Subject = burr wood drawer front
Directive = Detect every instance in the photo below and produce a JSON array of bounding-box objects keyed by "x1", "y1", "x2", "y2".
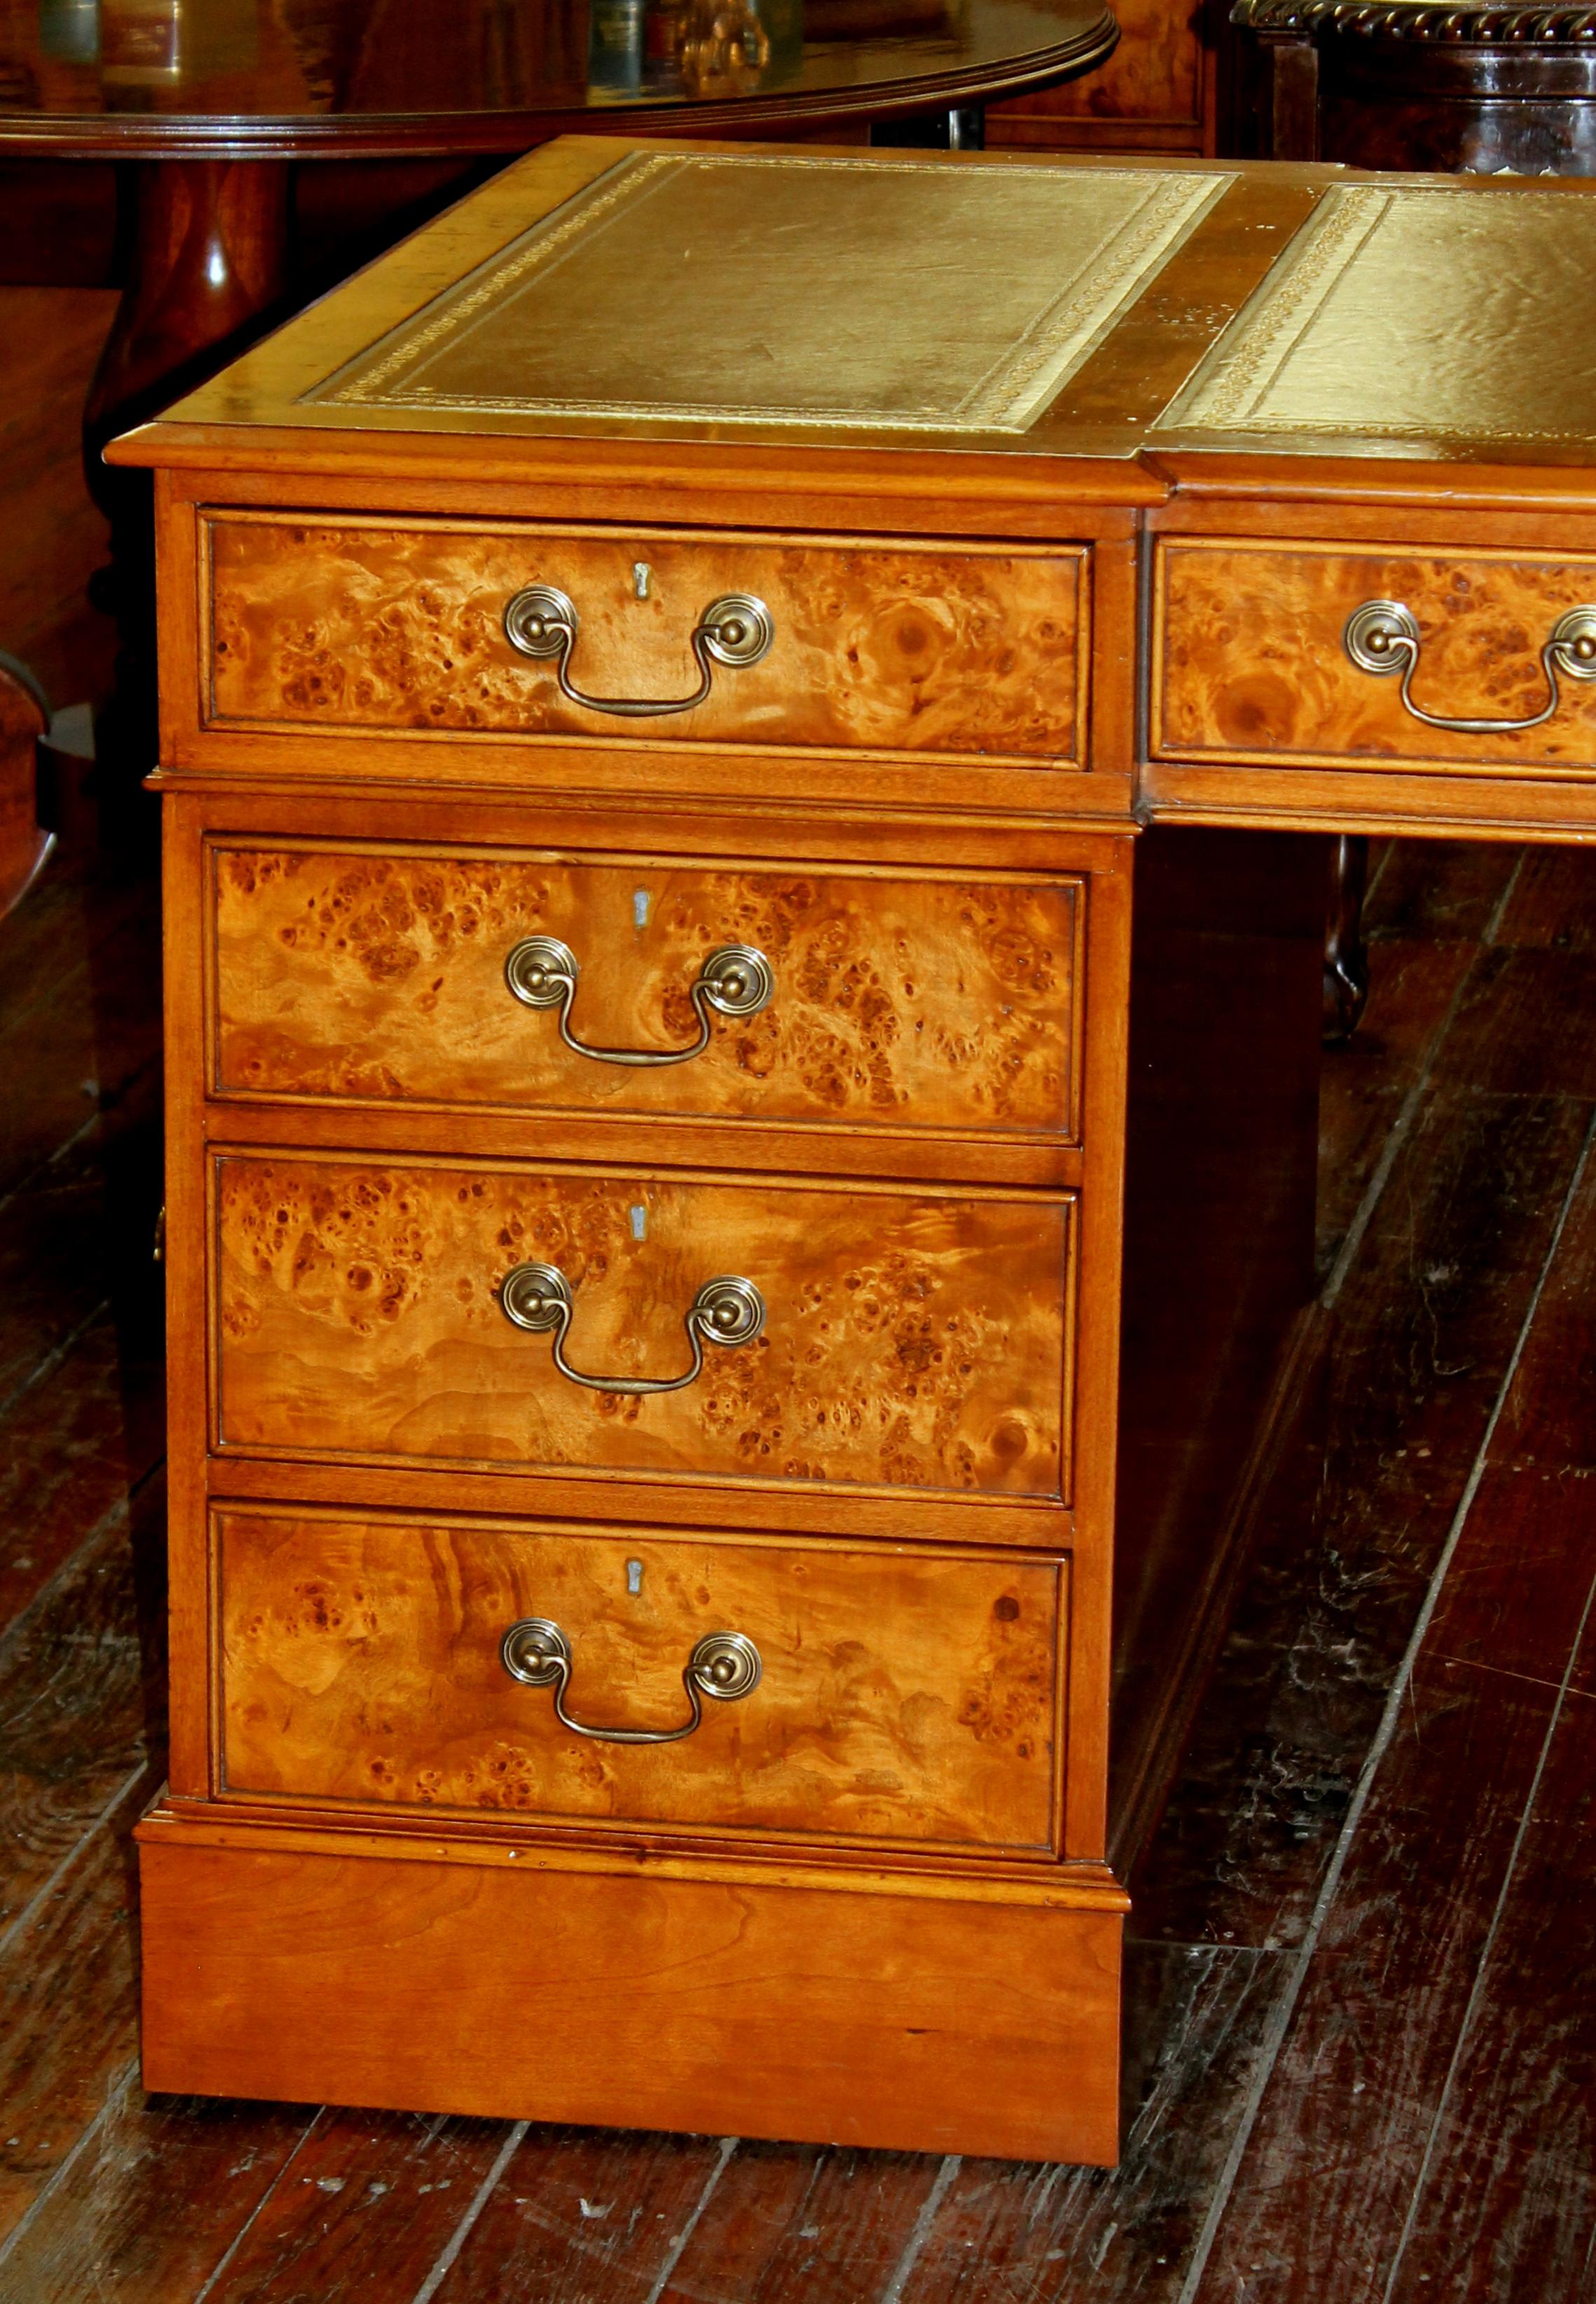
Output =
[
  {"x1": 214, "y1": 1507, "x2": 1066, "y2": 1856},
  {"x1": 209, "y1": 842, "x2": 1085, "y2": 1146},
  {"x1": 1153, "y1": 540, "x2": 1596, "y2": 774},
  {"x1": 201, "y1": 515, "x2": 1088, "y2": 764},
  {"x1": 211, "y1": 1154, "x2": 1075, "y2": 1503}
]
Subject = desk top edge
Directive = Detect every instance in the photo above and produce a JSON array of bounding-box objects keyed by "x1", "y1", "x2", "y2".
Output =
[{"x1": 109, "y1": 137, "x2": 1596, "y2": 488}]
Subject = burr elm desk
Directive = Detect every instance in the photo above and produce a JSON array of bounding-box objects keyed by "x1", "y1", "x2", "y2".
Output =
[{"x1": 111, "y1": 140, "x2": 1596, "y2": 2167}]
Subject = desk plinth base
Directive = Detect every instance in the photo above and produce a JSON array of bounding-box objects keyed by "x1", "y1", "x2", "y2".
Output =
[{"x1": 135, "y1": 1808, "x2": 1127, "y2": 2165}]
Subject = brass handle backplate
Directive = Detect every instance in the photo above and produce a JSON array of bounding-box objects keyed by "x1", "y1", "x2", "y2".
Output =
[
  {"x1": 504, "y1": 935, "x2": 773, "y2": 1066},
  {"x1": 500, "y1": 1617, "x2": 762, "y2": 1743},
  {"x1": 1344, "y1": 599, "x2": 1596, "y2": 734},
  {"x1": 499, "y1": 1261, "x2": 765, "y2": 1394},
  {"x1": 502, "y1": 582, "x2": 773, "y2": 717}
]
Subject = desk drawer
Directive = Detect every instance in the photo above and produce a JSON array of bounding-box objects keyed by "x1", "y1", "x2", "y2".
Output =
[
  {"x1": 210, "y1": 842, "x2": 1083, "y2": 1144},
  {"x1": 203, "y1": 516, "x2": 1086, "y2": 764},
  {"x1": 216, "y1": 1507, "x2": 1064, "y2": 1856},
  {"x1": 213, "y1": 1156, "x2": 1073, "y2": 1500},
  {"x1": 1154, "y1": 540, "x2": 1596, "y2": 775}
]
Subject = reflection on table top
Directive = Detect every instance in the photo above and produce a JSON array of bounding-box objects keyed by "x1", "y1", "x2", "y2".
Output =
[{"x1": 0, "y1": 0, "x2": 1120, "y2": 155}]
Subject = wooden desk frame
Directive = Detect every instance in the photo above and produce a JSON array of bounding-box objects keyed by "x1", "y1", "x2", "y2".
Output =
[{"x1": 109, "y1": 138, "x2": 1596, "y2": 2169}]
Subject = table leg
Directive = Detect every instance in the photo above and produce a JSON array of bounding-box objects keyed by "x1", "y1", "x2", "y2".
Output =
[
  {"x1": 1323, "y1": 831, "x2": 1370, "y2": 1045},
  {"x1": 0, "y1": 652, "x2": 52, "y2": 918},
  {"x1": 83, "y1": 158, "x2": 290, "y2": 825},
  {"x1": 870, "y1": 104, "x2": 985, "y2": 149}
]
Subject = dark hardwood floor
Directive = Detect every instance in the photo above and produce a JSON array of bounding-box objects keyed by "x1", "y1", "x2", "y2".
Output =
[{"x1": 0, "y1": 291, "x2": 1592, "y2": 2303}]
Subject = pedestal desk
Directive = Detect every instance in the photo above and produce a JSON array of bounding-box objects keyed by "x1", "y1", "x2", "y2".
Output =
[{"x1": 110, "y1": 141, "x2": 1596, "y2": 2167}]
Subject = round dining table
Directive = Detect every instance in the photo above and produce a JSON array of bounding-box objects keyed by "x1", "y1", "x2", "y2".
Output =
[
  {"x1": 0, "y1": 0, "x2": 1117, "y2": 795},
  {"x1": 0, "y1": 0, "x2": 1121, "y2": 465}
]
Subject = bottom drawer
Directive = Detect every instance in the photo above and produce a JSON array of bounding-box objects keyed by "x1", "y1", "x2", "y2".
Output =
[{"x1": 216, "y1": 1506, "x2": 1065, "y2": 1858}]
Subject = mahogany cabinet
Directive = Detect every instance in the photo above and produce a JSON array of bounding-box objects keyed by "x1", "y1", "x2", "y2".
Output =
[
  {"x1": 111, "y1": 138, "x2": 1596, "y2": 2165},
  {"x1": 989, "y1": 0, "x2": 1219, "y2": 156}
]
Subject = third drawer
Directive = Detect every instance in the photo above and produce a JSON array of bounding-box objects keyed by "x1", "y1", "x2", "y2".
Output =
[{"x1": 211, "y1": 1152, "x2": 1075, "y2": 1502}]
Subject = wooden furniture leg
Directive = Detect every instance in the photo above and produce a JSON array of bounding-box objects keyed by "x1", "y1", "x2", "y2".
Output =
[
  {"x1": 1323, "y1": 832, "x2": 1370, "y2": 1047},
  {"x1": 0, "y1": 650, "x2": 50, "y2": 916}
]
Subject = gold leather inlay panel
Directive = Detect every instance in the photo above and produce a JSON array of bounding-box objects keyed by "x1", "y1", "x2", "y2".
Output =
[
  {"x1": 1162, "y1": 180, "x2": 1596, "y2": 448},
  {"x1": 311, "y1": 149, "x2": 1232, "y2": 434}
]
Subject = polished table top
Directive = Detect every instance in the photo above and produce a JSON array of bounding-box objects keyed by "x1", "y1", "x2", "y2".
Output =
[
  {"x1": 0, "y1": 0, "x2": 1120, "y2": 156},
  {"x1": 140, "y1": 140, "x2": 1596, "y2": 473}
]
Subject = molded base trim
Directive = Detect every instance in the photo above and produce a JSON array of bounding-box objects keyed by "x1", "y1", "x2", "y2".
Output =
[{"x1": 137, "y1": 1810, "x2": 1124, "y2": 2165}]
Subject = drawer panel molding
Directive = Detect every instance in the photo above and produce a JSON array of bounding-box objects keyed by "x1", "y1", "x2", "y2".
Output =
[
  {"x1": 203, "y1": 516, "x2": 1087, "y2": 765},
  {"x1": 212, "y1": 1155, "x2": 1075, "y2": 1500},
  {"x1": 1154, "y1": 539, "x2": 1596, "y2": 776},
  {"x1": 216, "y1": 1507, "x2": 1066, "y2": 1855},
  {"x1": 209, "y1": 842, "x2": 1085, "y2": 1144}
]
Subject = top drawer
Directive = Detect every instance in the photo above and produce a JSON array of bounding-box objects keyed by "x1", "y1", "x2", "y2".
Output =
[
  {"x1": 202, "y1": 516, "x2": 1087, "y2": 766},
  {"x1": 1153, "y1": 540, "x2": 1596, "y2": 776}
]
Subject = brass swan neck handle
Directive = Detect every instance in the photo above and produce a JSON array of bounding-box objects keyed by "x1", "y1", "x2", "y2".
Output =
[
  {"x1": 1344, "y1": 599, "x2": 1596, "y2": 736},
  {"x1": 503, "y1": 582, "x2": 773, "y2": 718},
  {"x1": 504, "y1": 935, "x2": 773, "y2": 1067},
  {"x1": 499, "y1": 1261, "x2": 765, "y2": 1396},
  {"x1": 500, "y1": 1617, "x2": 763, "y2": 1745}
]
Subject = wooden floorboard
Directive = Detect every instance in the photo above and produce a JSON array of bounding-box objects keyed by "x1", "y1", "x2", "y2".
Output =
[
  {"x1": 1129, "y1": 1074, "x2": 1592, "y2": 1952},
  {"x1": 1382, "y1": 1666, "x2": 1596, "y2": 2304},
  {"x1": 0, "y1": 381, "x2": 1592, "y2": 2304},
  {"x1": 874, "y1": 1945, "x2": 1285, "y2": 2303},
  {"x1": 1190, "y1": 1488, "x2": 1596, "y2": 2304},
  {"x1": 0, "y1": 1314, "x2": 160, "y2": 1626},
  {"x1": 1185, "y1": 1647, "x2": 1566, "y2": 2304},
  {"x1": 1313, "y1": 838, "x2": 1519, "y2": 1280},
  {"x1": 1178, "y1": 873, "x2": 1596, "y2": 2303},
  {"x1": 198, "y1": 2110, "x2": 535, "y2": 2304},
  {"x1": 0, "y1": 1776, "x2": 153, "y2": 2252},
  {"x1": 1485, "y1": 1105, "x2": 1596, "y2": 1487},
  {"x1": 443, "y1": 2129, "x2": 736, "y2": 2304},
  {"x1": 0, "y1": 1476, "x2": 163, "y2": 1940},
  {"x1": 0, "y1": 2081, "x2": 319, "y2": 2303},
  {"x1": 650, "y1": 2141, "x2": 943, "y2": 2304},
  {"x1": 0, "y1": 861, "x2": 161, "y2": 1207}
]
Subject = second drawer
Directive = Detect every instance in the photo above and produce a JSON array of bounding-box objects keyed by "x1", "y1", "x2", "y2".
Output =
[
  {"x1": 212, "y1": 1155, "x2": 1074, "y2": 1500},
  {"x1": 216, "y1": 1506, "x2": 1066, "y2": 1856},
  {"x1": 209, "y1": 841, "x2": 1084, "y2": 1144}
]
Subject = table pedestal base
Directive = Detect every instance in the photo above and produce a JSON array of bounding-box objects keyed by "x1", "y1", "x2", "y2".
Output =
[{"x1": 84, "y1": 160, "x2": 290, "y2": 826}]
